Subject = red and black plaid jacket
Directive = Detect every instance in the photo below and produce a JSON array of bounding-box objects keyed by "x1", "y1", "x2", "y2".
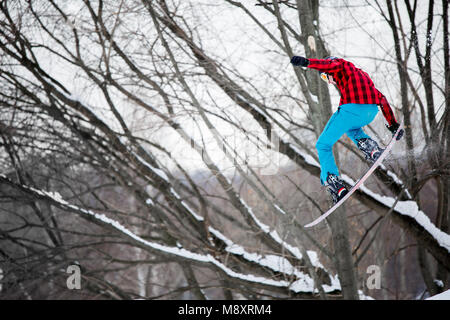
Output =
[{"x1": 307, "y1": 58, "x2": 397, "y2": 126}]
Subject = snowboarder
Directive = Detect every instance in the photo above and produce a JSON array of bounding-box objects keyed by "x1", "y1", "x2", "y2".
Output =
[{"x1": 290, "y1": 56, "x2": 404, "y2": 204}]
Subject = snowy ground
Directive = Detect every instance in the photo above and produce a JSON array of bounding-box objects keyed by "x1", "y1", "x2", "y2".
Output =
[{"x1": 426, "y1": 289, "x2": 450, "y2": 300}]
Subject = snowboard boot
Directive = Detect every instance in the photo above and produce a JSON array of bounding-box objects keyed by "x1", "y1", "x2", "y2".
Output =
[
  {"x1": 325, "y1": 173, "x2": 349, "y2": 204},
  {"x1": 357, "y1": 138, "x2": 384, "y2": 163}
]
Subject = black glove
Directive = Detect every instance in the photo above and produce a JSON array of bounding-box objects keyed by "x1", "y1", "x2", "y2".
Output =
[
  {"x1": 291, "y1": 56, "x2": 309, "y2": 67},
  {"x1": 386, "y1": 122, "x2": 404, "y2": 141}
]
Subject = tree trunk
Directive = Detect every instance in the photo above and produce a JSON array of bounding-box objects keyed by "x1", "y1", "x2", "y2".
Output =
[{"x1": 295, "y1": 0, "x2": 359, "y2": 299}]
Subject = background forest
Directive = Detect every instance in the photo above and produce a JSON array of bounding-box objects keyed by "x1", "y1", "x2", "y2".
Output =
[{"x1": 0, "y1": 0, "x2": 448, "y2": 300}]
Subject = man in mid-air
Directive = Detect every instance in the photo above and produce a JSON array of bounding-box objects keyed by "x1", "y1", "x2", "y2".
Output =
[{"x1": 291, "y1": 55, "x2": 403, "y2": 203}]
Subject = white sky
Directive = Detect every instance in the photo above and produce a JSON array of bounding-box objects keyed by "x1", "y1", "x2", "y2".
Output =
[{"x1": 26, "y1": 0, "x2": 446, "y2": 176}]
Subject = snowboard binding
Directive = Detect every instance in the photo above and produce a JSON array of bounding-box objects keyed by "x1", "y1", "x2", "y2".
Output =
[
  {"x1": 357, "y1": 138, "x2": 385, "y2": 163},
  {"x1": 325, "y1": 173, "x2": 349, "y2": 204}
]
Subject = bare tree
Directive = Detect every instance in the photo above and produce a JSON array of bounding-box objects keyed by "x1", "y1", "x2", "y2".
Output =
[{"x1": 0, "y1": 0, "x2": 448, "y2": 300}]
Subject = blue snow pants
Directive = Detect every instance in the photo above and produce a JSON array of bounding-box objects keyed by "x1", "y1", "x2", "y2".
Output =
[{"x1": 316, "y1": 103, "x2": 379, "y2": 185}]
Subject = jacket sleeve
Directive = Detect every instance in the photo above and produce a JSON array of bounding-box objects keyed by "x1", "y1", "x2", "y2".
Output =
[
  {"x1": 307, "y1": 58, "x2": 344, "y2": 73},
  {"x1": 379, "y1": 96, "x2": 398, "y2": 127}
]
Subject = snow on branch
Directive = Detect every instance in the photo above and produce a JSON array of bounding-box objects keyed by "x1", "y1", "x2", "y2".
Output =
[
  {"x1": 289, "y1": 145, "x2": 450, "y2": 255},
  {"x1": 341, "y1": 174, "x2": 450, "y2": 253},
  {"x1": 162, "y1": 177, "x2": 340, "y2": 291},
  {"x1": 0, "y1": 174, "x2": 340, "y2": 295},
  {"x1": 359, "y1": 182, "x2": 450, "y2": 252}
]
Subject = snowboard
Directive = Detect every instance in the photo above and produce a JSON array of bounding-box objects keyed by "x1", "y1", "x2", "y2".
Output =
[{"x1": 304, "y1": 125, "x2": 403, "y2": 228}]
